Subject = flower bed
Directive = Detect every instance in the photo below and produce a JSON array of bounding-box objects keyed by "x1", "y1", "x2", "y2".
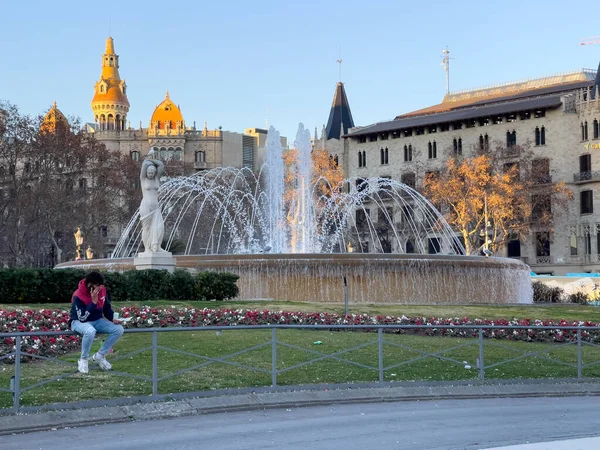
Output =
[{"x1": 2, "y1": 307, "x2": 600, "y2": 361}]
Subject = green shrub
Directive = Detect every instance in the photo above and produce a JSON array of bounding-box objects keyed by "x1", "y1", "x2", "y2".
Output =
[
  {"x1": 195, "y1": 271, "x2": 239, "y2": 300},
  {"x1": 532, "y1": 281, "x2": 564, "y2": 303},
  {"x1": 0, "y1": 268, "x2": 239, "y2": 304}
]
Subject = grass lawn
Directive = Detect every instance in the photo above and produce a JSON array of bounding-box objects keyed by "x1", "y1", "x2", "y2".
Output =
[
  {"x1": 2, "y1": 327, "x2": 600, "y2": 409},
  {"x1": 3, "y1": 300, "x2": 600, "y2": 322}
]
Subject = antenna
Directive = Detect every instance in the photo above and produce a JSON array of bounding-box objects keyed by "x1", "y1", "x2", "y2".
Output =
[
  {"x1": 441, "y1": 47, "x2": 453, "y2": 95},
  {"x1": 336, "y1": 45, "x2": 343, "y2": 82}
]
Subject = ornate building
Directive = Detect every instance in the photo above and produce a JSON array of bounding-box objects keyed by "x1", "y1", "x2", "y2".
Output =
[
  {"x1": 87, "y1": 37, "x2": 246, "y2": 170},
  {"x1": 343, "y1": 65, "x2": 600, "y2": 275}
]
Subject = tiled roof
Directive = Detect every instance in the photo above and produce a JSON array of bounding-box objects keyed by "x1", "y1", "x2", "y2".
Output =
[
  {"x1": 347, "y1": 95, "x2": 563, "y2": 137},
  {"x1": 325, "y1": 82, "x2": 355, "y2": 140}
]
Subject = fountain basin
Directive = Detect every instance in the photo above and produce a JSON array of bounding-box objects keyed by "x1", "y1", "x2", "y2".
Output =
[{"x1": 56, "y1": 254, "x2": 532, "y2": 304}]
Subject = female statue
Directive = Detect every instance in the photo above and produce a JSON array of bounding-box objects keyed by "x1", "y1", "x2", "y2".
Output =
[{"x1": 139, "y1": 158, "x2": 166, "y2": 253}]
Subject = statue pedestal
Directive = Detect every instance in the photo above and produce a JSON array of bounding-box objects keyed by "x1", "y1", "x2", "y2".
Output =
[{"x1": 134, "y1": 251, "x2": 176, "y2": 273}]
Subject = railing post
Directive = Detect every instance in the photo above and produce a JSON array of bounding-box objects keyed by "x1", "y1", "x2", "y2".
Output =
[
  {"x1": 14, "y1": 335, "x2": 21, "y2": 410},
  {"x1": 577, "y1": 327, "x2": 583, "y2": 379},
  {"x1": 378, "y1": 328, "x2": 384, "y2": 382},
  {"x1": 271, "y1": 328, "x2": 277, "y2": 386},
  {"x1": 478, "y1": 328, "x2": 485, "y2": 381},
  {"x1": 152, "y1": 331, "x2": 158, "y2": 396}
]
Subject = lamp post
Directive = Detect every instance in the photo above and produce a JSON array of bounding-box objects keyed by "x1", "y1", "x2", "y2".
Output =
[{"x1": 74, "y1": 227, "x2": 84, "y2": 261}]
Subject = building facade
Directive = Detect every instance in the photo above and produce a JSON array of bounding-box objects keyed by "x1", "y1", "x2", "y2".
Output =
[{"x1": 343, "y1": 67, "x2": 600, "y2": 275}]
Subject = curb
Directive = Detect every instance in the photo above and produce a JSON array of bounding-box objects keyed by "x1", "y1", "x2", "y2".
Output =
[{"x1": 2, "y1": 381, "x2": 600, "y2": 436}]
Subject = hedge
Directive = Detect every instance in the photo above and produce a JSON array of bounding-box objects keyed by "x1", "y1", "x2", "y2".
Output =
[{"x1": 0, "y1": 268, "x2": 239, "y2": 304}]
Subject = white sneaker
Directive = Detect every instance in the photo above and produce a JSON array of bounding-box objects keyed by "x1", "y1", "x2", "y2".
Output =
[
  {"x1": 92, "y1": 352, "x2": 112, "y2": 371},
  {"x1": 78, "y1": 359, "x2": 89, "y2": 374}
]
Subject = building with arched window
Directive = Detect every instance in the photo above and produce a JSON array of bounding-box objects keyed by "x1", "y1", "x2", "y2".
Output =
[
  {"x1": 86, "y1": 37, "x2": 279, "y2": 171},
  {"x1": 342, "y1": 65, "x2": 600, "y2": 275}
]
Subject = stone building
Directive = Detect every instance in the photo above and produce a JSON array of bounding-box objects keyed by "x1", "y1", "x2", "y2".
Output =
[{"x1": 342, "y1": 66, "x2": 600, "y2": 275}]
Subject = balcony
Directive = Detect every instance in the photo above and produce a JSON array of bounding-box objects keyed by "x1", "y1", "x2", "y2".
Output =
[
  {"x1": 194, "y1": 161, "x2": 207, "y2": 170},
  {"x1": 573, "y1": 171, "x2": 600, "y2": 183},
  {"x1": 535, "y1": 255, "x2": 554, "y2": 265},
  {"x1": 533, "y1": 175, "x2": 552, "y2": 185}
]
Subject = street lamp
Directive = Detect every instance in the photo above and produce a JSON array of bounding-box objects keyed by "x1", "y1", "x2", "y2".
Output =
[{"x1": 74, "y1": 227, "x2": 84, "y2": 261}]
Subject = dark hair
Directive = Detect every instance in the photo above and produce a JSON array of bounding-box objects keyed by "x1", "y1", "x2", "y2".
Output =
[{"x1": 85, "y1": 271, "x2": 105, "y2": 286}]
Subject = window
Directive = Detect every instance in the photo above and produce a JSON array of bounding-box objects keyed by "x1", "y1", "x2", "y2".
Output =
[
  {"x1": 401, "y1": 172, "x2": 416, "y2": 189},
  {"x1": 503, "y1": 162, "x2": 519, "y2": 179},
  {"x1": 507, "y1": 239, "x2": 521, "y2": 258},
  {"x1": 416, "y1": 127, "x2": 425, "y2": 136},
  {"x1": 355, "y1": 208, "x2": 370, "y2": 231},
  {"x1": 333, "y1": 154, "x2": 339, "y2": 166},
  {"x1": 404, "y1": 144, "x2": 413, "y2": 162},
  {"x1": 100, "y1": 225, "x2": 108, "y2": 238},
  {"x1": 532, "y1": 158, "x2": 550, "y2": 184},
  {"x1": 520, "y1": 112, "x2": 531, "y2": 120},
  {"x1": 368, "y1": 134, "x2": 377, "y2": 142},
  {"x1": 532, "y1": 194, "x2": 551, "y2": 218},
  {"x1": 428, "y1": 125, "x2": 437, "y2": 134},
  {"x1": 380, "y1": 147, "x2": 388, "y2": 165},
  {"x1": 195, "y1": 151, "x2": 205, "y2": 163},
  {"x1": 355, "y1": 178, "x2": 368, "y2": 193},
  {"x1": 582, "y1": 122, "x2": 589, "y2": 141},
  {"x1": 579, "y1": 154, "x2": 591, "y2": 179},
  {"x1": 78, "y1": 178, "x2": 87, "y2": 190},
  {"x1": 358, "y1": 136, "x2": 367, "y2": 144},
  {"x1": 439, "y1": 123, "x2": 450, "y2": 132},
  {"x1": 362, "y1": 150, "x2": 366, "y2": 167},
  {"x1": 594, "y1": 120, "x2": 599, "y2": 139},
  {"x1": 535, "y1": 127, "x2": 545, "y2": 146},
  {"x1": 506, "y1": 130, "x2": 517, "y2": 148},
  {"x1": 130, "y1": 151, "x2": 140, "y2": 161},
  {"x1": 24, "y1": 162, "x2": 31, "y2": 173},
  {"x1": 453, "y1": 138, "x2": 462, "y2": 155},
  {"x1": 405, "y1": 240, "x2": 415, "y2": 253},
  {"x1": 479, "y1": 134, "x2": 484, "y2": 151},
  {"x1": 428, "y1": 237, "x2": 441, "y2": 254},
  {"x1": 581, "y1": 190, "x2": 593, "y2": 214},
  {"x1": 358, "y1": 152, "x2": 363, "y2": 167},
  {"x1": 570, "y1": 233, "x2": 578, "y2": 256},
  {"x1": 536, "y1": 232, "x2": 550, "y2": 257},
  {"x1": 428, "y1": 142, "x2": 433, "y2": 159},
  {"x1": 380, "y1": 132, "x2": 389, "y2": 140}
]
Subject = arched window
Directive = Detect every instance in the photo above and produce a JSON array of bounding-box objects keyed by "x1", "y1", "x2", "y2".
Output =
[
  {"x1": 334, "y1": 155, "x2": 339, "y2": 166},
  {"x1": 384, "y1": 147, "x2": 389, "y2": 164},
  {"x1": 130, "y1": 151, "x2": 140, "y2": 161},
  {"x1": 594, "y1": 120, "x2": 599, "y2": 139},
  {"x1": 403, "y1": 145, "x2": 408, "y2": 161},
  {"x1": 479, "y1": 134, "x2": 484, "y2": 150},
  {"x1": 380, "y1": 148, "x2": 385, "y2": 165},
  {"x1": 540, "y1": 126, "x2": 546, "y2": 145},
  {"x1": 174, "y1": 147, "x2": 183, "y2": 161},
  {"x1": 582, "y1": 121, "x2": 589, "y2": 141},
  {"x1": 362, "y1": 150, "x2": 367, "y2": 167},
  {"x1": 457, "y1": 138, "x2": 462, "y2": 154},
  {"x1": 358, "y1": 151, "x2": 363, "y2": 167},
  {"x1": 433, "y1": 141, "x2": 437, "y2": 158},
  {"x1": 428, "y1": 142, "x2": 433, "y2": 159},
  {"x1": 160, "y1": 147, "x2": 167, "y2": 160},
  {"x1": 195, "y1": 151, "x2": 205, "y2": 163},
  {"x1": 535, "y1": 127, "x2": 541, "y2": 146},
  {"x1": 484, "y1": 134, "x2": 489, "y2": 150},
  {"x1": 408, "y1": 144, "x2": 412, "y2": 161},
  {"x1": 405, "y1": 240, "x2": 414, "y2": 254},
  {"x1": 506, "y1": 130, "x2": 517, "y2": 148}
]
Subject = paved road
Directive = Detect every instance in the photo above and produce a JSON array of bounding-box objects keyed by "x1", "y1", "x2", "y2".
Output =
[{"x1": 2, "y1": 397, "x2": 600, "y2": 450}]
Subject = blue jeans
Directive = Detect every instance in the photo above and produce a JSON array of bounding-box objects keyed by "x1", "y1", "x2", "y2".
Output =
[{"x1": 71, "y1": 319, "x2": 124, "y2": 360}]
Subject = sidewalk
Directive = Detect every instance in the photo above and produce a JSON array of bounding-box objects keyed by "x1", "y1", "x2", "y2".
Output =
[{"x1": 1, "y1": 380, "x2": 600, "y2": 436}]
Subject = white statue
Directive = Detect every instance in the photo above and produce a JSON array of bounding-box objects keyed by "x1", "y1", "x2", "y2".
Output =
[{"x1": 140, "y1": 158, "x2": 166, "y2": 253}]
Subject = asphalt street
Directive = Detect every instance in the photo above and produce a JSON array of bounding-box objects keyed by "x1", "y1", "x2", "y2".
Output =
[{"x1": 2, "y1": 396, "x2": 599, "y2": 450}]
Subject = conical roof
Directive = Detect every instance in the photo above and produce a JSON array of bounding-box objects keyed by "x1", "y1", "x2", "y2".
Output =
[{"x1": 325, "y1": 82, "x2": 354, "y2": 140}]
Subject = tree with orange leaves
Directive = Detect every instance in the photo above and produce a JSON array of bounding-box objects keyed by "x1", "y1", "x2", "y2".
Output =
[{"x1": 423, "y1": 142, "x2": 572, "y2": 256}]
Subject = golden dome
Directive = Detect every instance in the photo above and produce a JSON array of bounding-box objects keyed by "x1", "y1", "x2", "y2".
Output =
[
  {"x1": 150, "y1": 92, "x2": 184, "y2": 129},
  {"x1": 91, "y1": 37, "x2": 130, "y2": 110},
  {"x1": 40, "y1": 101, "x2": 69, "y2": 134}
]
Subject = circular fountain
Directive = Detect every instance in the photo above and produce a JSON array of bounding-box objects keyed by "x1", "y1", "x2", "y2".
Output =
[{"x1": 57, "y1": 125, "x2": 532, "y2": 304}]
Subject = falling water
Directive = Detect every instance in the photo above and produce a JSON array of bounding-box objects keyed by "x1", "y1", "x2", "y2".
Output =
[{"x1": 112, "y1": 125, "x2": 465, "y2": 258}]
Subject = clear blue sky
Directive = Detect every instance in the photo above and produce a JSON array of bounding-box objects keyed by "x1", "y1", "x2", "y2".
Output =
[{"x1": 2, "y1": 0, "x2": 599, "y2": 140}]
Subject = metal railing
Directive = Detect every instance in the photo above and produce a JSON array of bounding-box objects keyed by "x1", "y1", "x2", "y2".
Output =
[{"x1": 2, "y1": 324, "x2": 600, "y2": 413}]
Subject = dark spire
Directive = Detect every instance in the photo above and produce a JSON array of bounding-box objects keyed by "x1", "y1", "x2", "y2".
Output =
[
  {"x1": 593, "y1": 61, "x2": 600, "y2": 99},
  {"x1": 325, "y1": 82, "x2": 354, "y2": 140}
]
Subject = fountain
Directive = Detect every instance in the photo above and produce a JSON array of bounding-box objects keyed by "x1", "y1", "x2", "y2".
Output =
[{"x1": 56, "y1": 124, "x2": 533, "y2": 304}]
